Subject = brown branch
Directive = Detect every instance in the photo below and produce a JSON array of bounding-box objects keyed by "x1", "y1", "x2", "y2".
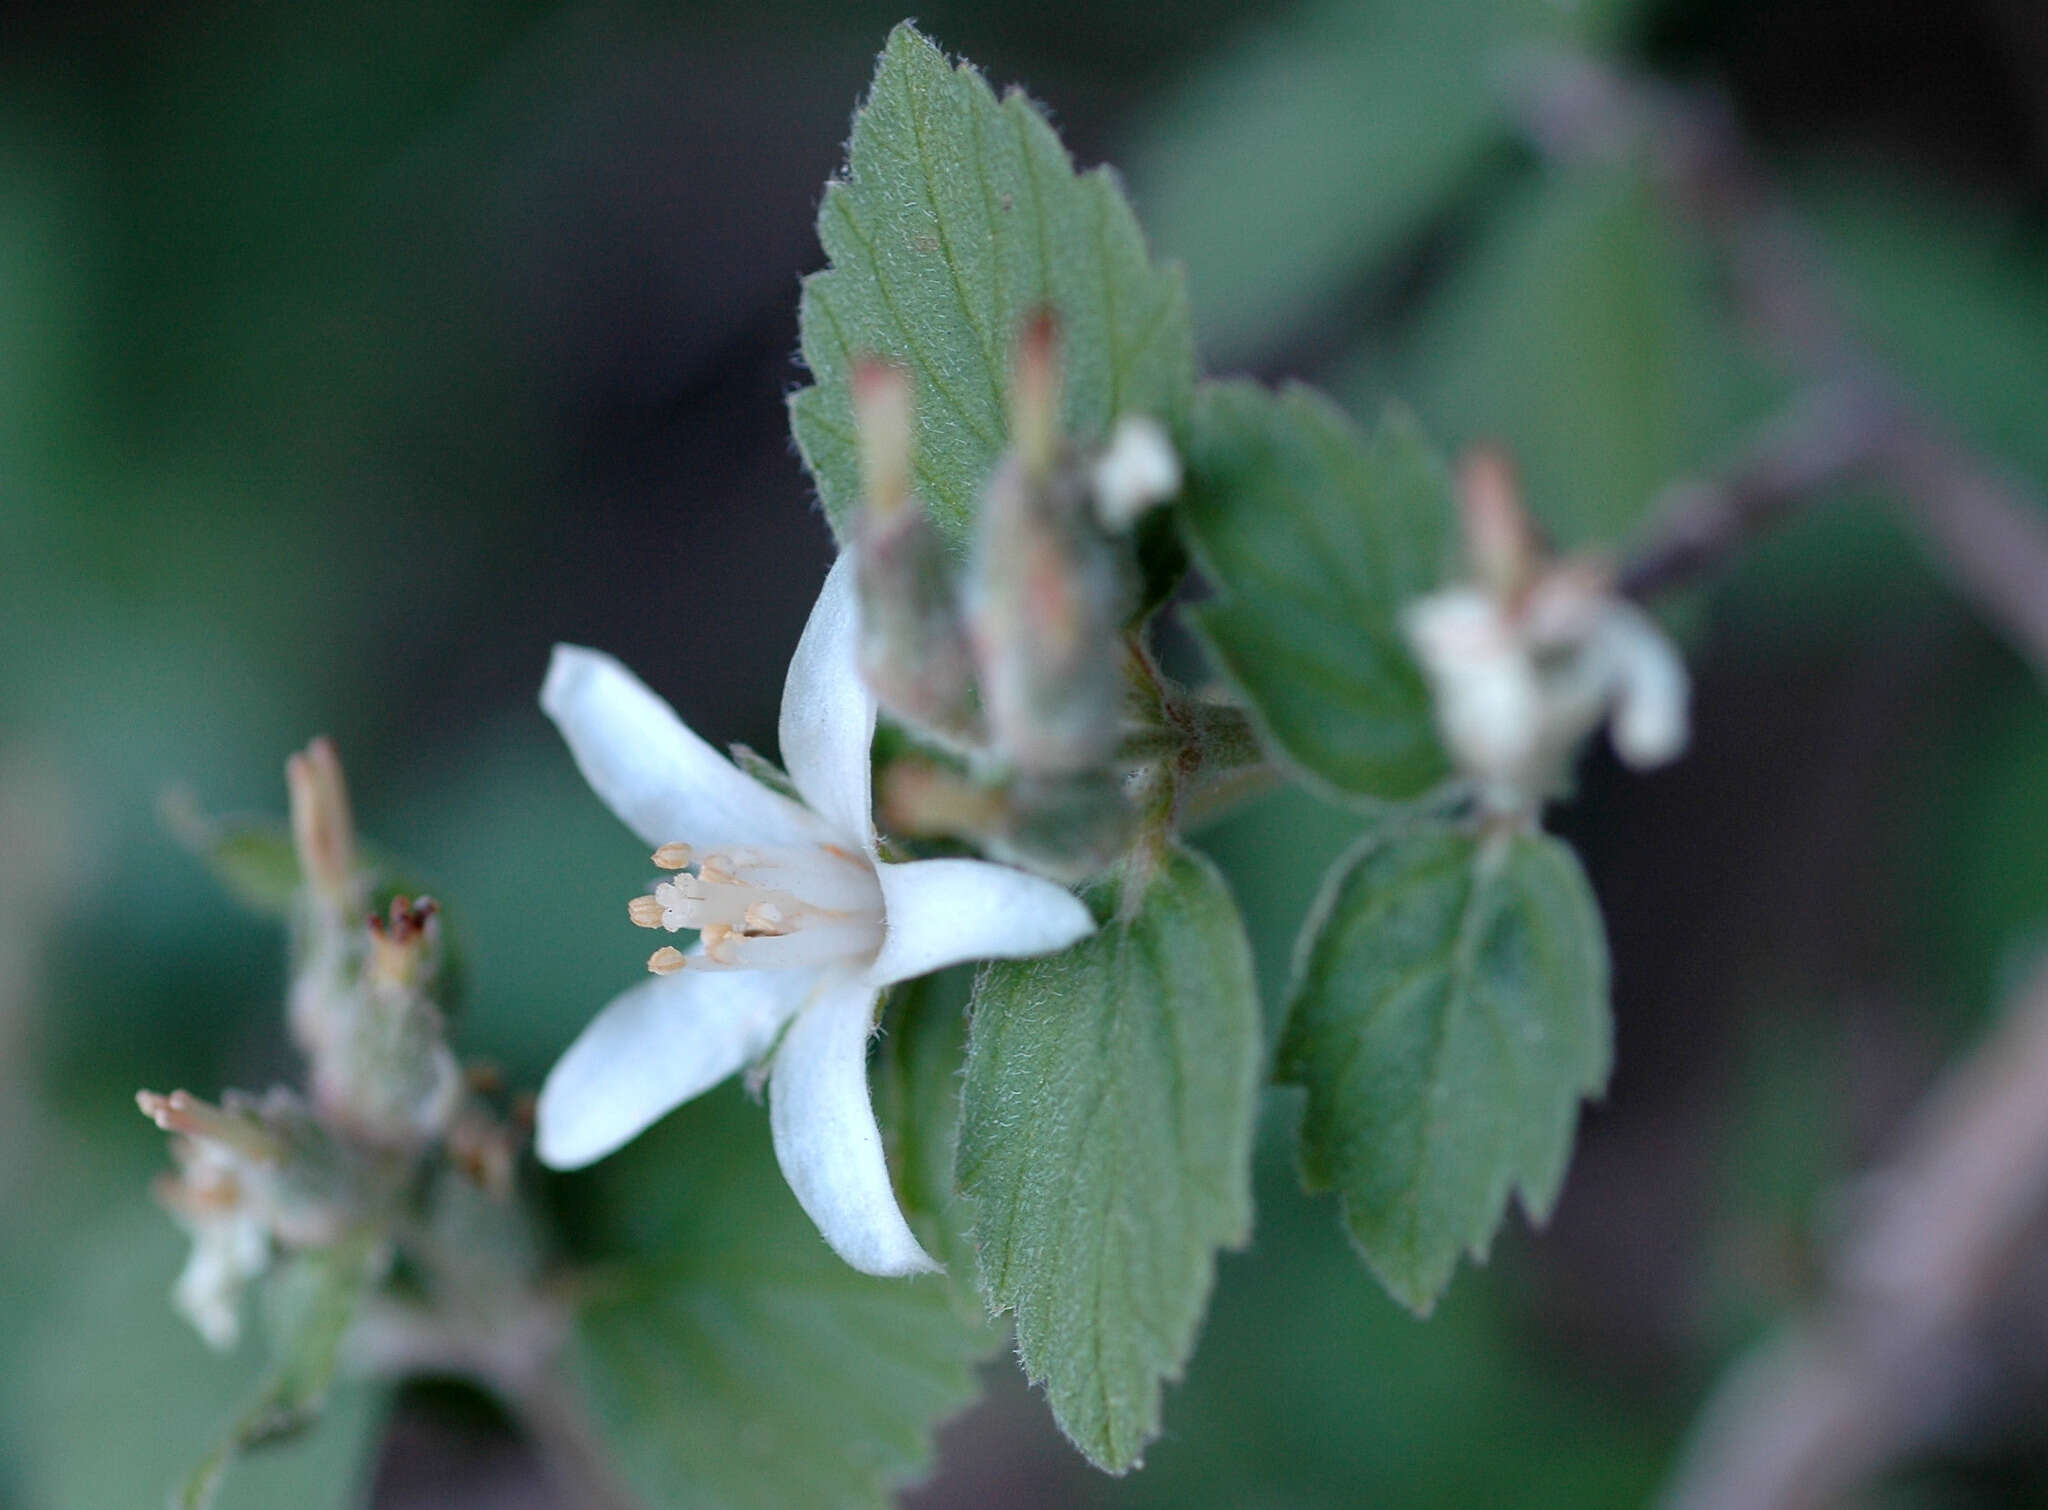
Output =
[
  {"x1": 1660, "y1": 956, "x2": 2048, "y2": 1509},
  {"x1": 1520, "y1": 55, "x2": 2048, "y2": 674}
]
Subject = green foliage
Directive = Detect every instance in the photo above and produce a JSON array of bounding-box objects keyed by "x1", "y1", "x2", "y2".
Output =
[
  {"x1": 1178, "y1": 381, "x2": 1454, "y2": 802},
  {"x1": 1375, "y1": 164, "x2": 1773, "y2": 550},
  {"x1": 1279, "y1": 821, "x2": 1610, "y2": 1313},
  {"x1": 790, "y1": 22, "x2": 1194, "y2": 547},
  {"x1": 957, "y1": 846, "x2": 1260, "y2": 1471},
  {"x1": 567, "y1": 1091, "x2": 990, "y2": 1510},
  {"x1": 1798, "y1": 166, "x2": 2048, "y2": 488},
  {"x1": 1126, "y1": 0, "x2": 1645, "y2": 361},
  {"x1": 179, "y1": 1237, "x2": 381, "y2": 1510},
  {"x1": 163, "y1": 798, "x2": 302, "y2": 919},
  {"x1": 1, "y1": 1131, "x2": 382, "y2": 1510}
]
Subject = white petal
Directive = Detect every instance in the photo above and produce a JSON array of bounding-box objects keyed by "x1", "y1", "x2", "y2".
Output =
[
  {"x1": 543, "y1": 645, "x2": 825, "y2": 851},
  {"x1": 1600, "y1": 602, "x2": 1691, "y2": 770},
  {"x1": 768, "y1": 974, "x2": 937, "y2": 1276},
  {"x1": 535, "y1": 965, "x2": 815, "y2": 1170},
  {"x1": 867, "y1": 857, "x2": 1095, "y2": 988},
  {"x1": 778, "y1": 553, "x2": 876, "y2": 844}
]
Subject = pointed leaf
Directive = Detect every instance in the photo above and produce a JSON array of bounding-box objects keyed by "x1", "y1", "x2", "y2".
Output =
[
  {"x1": 1178, "y1": 380, "x2": 1455, "y2": 802},
  {"x1": 791, "y1": 23, "x2": 1194, "y2": 546},
  {"x1": 1278, "y1": 822, "x2": 1611, "y2": 1313},
  {"x1": 958, "y1": 844, "x2": 1260, "y2": 1472}
]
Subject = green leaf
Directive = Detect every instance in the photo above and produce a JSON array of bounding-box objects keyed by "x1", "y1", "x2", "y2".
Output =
[
  {"x1": 179, "y1": 1236, "x2": 381, "y2": 1510},
  {"x1": 1279, "y1": 821, "x2": 1611, "y2": 1313},
  {"x1": 1178, "y1": 380, "x2": 1455, "y2": 803},
  {"x1": 1126, "y1": 0, "x2": 1645, "y2": 362},
  {"x1": 567, "y1": 1089, "x2": 989, "y2": 1510},
  {"x1": 163, "y1": 792, "x2": 302, "y2": 918},
  {"x1": 4, "y1": 1172, "x2": 381, "y2": 1510},
  {"x1": 958, "y1": 844, "x2": 1260, "y2": 1472},
  {"x1": 1797, "y1": 165, "x2": 2048, "y2": 488},
  {"x1": 1372, "y1": 164, "x2": 1776, "y2": 550},
  {"x1": 791, "y1": 22, "x2": 1194, "y2": 547}
]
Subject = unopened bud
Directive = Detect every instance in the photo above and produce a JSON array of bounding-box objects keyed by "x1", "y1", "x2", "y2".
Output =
[
  {"x1": 1091, "y1": 416, "x2": 1182, "y2": 531},
  {"x1": 137, "y1": 1088, "x2": 286, "y2": 1165},
  {"x1": 848, "y1": 356, "x2": 982, "y2": 744},
  {"x1": 308, "y1": 899, "x2": 460, "y2": 1151},
  {"x1": 853, "y1": 360, "x2": 916, "y2": 523},
  {"x1": 1011, "y1": 309, "x2": 1063, "y2": 480},
  {"x1": 879, "y1": 759, "x2": 1008, "y2": 839},
  {"x1": 1458, "y1": 448, "x2": 1541, "y2": 605},
  {"x1": 366, "y1": 896, "x2": 439, "y2": 989},
  {"x1": 286, "y1": 737, "x2": 359, "y2": 915},
  {"x1": 967, "y1": 454, "x2": 1130, "y2": 775}
]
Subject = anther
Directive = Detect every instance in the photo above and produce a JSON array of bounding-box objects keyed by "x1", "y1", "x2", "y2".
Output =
[
  {"x1": 628, "y1": 895, "x2": 667, "y2": 929},
  {"x1": 651, "y1": 842, "x2": 693, "y2": 870},
  {"x1": 647, "y1": 946, "x2": 686, "y2": 975}
]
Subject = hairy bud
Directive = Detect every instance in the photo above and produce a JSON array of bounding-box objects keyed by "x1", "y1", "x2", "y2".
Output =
[
  {"x1": 964, "y1": 313, "x2": 1134, "y2": 776},
  {"x1": 850, "y1": 361, "x2": 982, "y2": 744}
]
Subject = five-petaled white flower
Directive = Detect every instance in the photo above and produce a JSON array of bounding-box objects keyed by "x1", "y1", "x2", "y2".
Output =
[{"x1": 535, "y1": 554, "x2": 1095, "y2": 1275}]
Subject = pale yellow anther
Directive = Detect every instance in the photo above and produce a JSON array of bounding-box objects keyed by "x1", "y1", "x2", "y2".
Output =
[
  {"x1": 699, "y1": 854, "x2": 738, "y2": 885},
  {"x1": 646, "y1": 946, "x2": 687, "y2": 975},
  {"x1": 651, "y1": 842, "x2": 693, "y2": 870},
  {"x1": 701, "y1": 923, "x2": 740, "y2": 965},
  {"x1": 628, "y1": 895, "x2": 667, "y2": 929}
]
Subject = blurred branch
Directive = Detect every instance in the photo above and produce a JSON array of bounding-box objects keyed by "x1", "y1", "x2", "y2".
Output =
[
  {"x1": 1661, "y1": 954, "x2": 2048, "y2": 1509},
  {"x1": 1518, "y1": 56, "x2": 2048, "y2": 675},
  {"x1": 351, "y1": 1297, "x2": 644, "y2": 1510}
]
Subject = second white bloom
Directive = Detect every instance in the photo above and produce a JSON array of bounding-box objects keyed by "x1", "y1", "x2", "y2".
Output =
[{"x1": 535, "y1": 554, "x2": 1095, "y2": 1276}]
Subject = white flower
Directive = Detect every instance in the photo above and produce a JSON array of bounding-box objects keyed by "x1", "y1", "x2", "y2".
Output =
[
  {"x1": 1090, "y1": 416, "x2": 1182, "y2": 531},
  {"x1": 139, "y1": 1126, "x2": 276, "y2": 1350},
  {"x1": 535, "y1": 554, "x2": 1096, "y2": 1275},
  {"x1": 1403, "y1": 569, "x2": 1689, "y2": 816}
]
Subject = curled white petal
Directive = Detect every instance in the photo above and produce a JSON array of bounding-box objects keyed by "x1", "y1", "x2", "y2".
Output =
[
  {"x1": 867, "y1": 857, "x2": 1095, "y2": 989},
  {"x1": 542, "y1": 645, "x2": 824, "y2": 851},
  {"x1": 778, "y1": 553, "x2": 877, "y2": 845},
  {"x1": 535, "y1": 965, "x2": 815, "y2": 1170},
  {"x1": 1599, "y1": 602, "x2": 1690, "y2": 769},
  {"x1": 768, "y1": 974, "x2": 937, "y2": 1276},
  {"x1": 1403, "y1": 589, "x2": 1542, "y2": 790}
]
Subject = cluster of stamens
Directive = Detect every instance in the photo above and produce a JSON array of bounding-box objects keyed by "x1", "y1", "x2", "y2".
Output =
[{"x1": 628, "y1": 840, "x2": 885, "y2": 976}]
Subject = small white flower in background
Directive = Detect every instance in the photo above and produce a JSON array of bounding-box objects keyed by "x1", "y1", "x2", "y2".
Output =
[
  {"x1": 536, "y1": 554, "x2": 1096, "y2": 1276},
  {"x1": 1090, "y1": 415, "x2": 1182, "y2": 532},
  {"x1": 1402, "y1": 450, "x2": 1689, "y2": 817},
  {"x1": 137, "y1": 1088, "x2": 292, "y2": 1350}
]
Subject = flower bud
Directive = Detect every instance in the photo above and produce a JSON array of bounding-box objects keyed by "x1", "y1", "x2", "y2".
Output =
[
  {"x1": 850, "y1": 362, "x2": 982, "y2": 744},
  {"x1": 964, "y1": 314, "x2": 1134, "y2": 777},
  {"x1": 286, "y1": 737, "x2": 361, "y2": 920},
  {"x1": 309, "y1": 897, "x2": 462, "y2": 1151}
]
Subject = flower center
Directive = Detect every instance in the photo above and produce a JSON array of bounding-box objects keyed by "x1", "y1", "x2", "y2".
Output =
[{"x1": 629, "y1": 841, "x2": 884, "y2": 974}]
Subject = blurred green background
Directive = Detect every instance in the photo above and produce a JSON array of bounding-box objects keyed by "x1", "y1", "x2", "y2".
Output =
[{"x1": 2, "y1": 0, "x2": 2046, "y2": 1504}]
